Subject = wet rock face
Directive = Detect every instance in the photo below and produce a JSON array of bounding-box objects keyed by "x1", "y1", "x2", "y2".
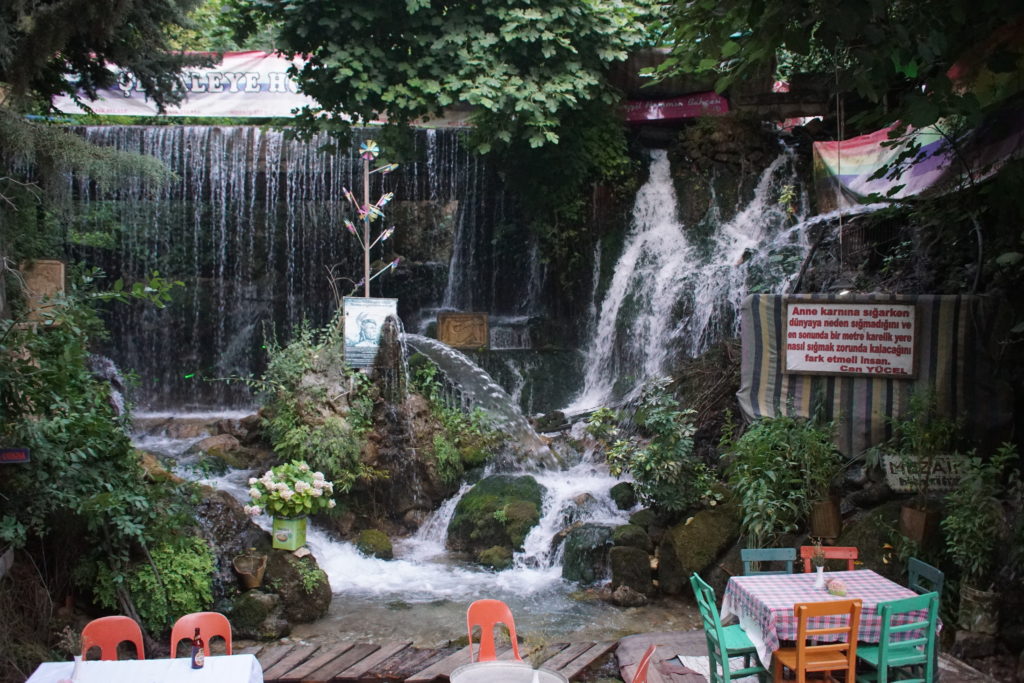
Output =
[
  {"x1": 610, "y1": 545, "x2": 654, "y2": 596},
  {"x1": 356, "y1": 529, "x2": 394, "y2": 560},
  {"x1": 657, "y1": 498, "x2": 741, "y2": 595},
  {"x1": 229, "y1": 590, "x2": 290, "y2": 640},
  {"x1": 561, "y1": 523, "x2": 614, "y2": 585},
  {"x1": 265, "y1": 551, "x2": 332, "y2": 623},
  {"x1": 446, "y1": 474, "x2": 544, "y2": 556},
  {"x1": 195, "y1": 488, "x2": 271, "y2": 602}
]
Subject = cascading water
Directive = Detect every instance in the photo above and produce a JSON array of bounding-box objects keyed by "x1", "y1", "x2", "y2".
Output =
[{"x1": 568, "y1": 147, "x2": 810, "y2": 412}]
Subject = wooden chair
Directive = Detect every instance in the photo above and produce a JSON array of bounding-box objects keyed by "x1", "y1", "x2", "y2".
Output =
[
  {"x1": 741, "y1": 548, "x2": 796, "y2": 576},
  {"x1": 81, "y1": 615, "x2": 145, "y2": 661},
  {"x1": 907, "y1": 558, "x2": 944, "y2": 597},
  {"x1": 855, "y1": 592, "x2": 938, "y2": 683},
  {"x1": 170, "y1": 611, "x2": 233, "y2": 657},
  {"x1": 799, "y1": 545, "x2": 858, "y2": 572},
  {"x1": 467, "y1": 599, "x2": 521, "y2": 662},
  {"x1": 690, "y1": 574, "x2": 769, "y2": 683},
  {"x1": 772, "y1": 599, "x2": 862, "y2": 683},
  {"x1": 633, "y1": 644, "x2": 658, "y2": 683}
]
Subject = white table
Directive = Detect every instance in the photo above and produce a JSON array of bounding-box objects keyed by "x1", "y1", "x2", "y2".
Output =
[
  {"x1": 27, "y1": 654, "x2": 263, "y2": 683},
  {"x1": 450, "y1": 661, "x2": 569, "y2": 683}
]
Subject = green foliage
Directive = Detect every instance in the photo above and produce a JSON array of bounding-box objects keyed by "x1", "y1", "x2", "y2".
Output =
[
  {"x1": 410, "y1": 357, "x2": 501, "y2": 479},
  {"x1": 258, "y1": 320, "x2": 379, "y2": 491},
  {"x1": 656, "y1": 0, "x2": 1018, "y2": 131},
  {"x1": 0, "y1": 0, "x2": 210, "y2": 111},
  {"x1": 942, "y1": 443, "x2": 1021, "y2": 589},
  {"x1": 92, "y1": 537, "x2": 215, "y2": 632},
  {"x1": 228, "y1": 0, "x2": 656, "y2": 150},
  {"x1": 721, "y1": 413, "x2": 841, "y2": 546},
  {"x1": 591, "y1": 380, "x2": 719, "y2": 513}
]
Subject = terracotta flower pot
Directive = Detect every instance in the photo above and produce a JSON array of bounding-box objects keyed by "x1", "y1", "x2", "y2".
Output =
[{"x1": 232, "y1": 552, "x2": 267, "y2": 589}]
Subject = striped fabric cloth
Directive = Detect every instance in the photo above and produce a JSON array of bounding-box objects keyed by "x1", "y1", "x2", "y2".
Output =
[
  {"x1": 738, "y1": 294, "x2": 1003, "y2": 456},
  {"x1": 721, "y1": 570, "x2": 935, "y2": 656}
]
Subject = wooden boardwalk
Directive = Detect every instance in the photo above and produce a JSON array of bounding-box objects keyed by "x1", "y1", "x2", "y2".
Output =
[{"x1": 246, "y1": 639, "x2": 617, "y2": 683}]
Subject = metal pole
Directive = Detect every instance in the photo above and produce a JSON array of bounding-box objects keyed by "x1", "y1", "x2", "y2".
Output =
[{"x1": 363, "y1": 155, "x2": 370, "y2": 297}]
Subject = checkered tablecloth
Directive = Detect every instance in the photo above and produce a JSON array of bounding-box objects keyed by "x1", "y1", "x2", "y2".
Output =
[{"x1": 720, "y1": 569, "x2": 939, "y2": 666}]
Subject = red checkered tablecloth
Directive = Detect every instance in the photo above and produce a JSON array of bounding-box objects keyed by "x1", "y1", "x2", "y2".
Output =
[{"x1": 721, "y1": 569, "x2": 939, "y2": 662}]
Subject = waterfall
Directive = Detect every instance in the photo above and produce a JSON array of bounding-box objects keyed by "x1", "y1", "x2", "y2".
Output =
[{"x1": 568, "y1": 148, "x2": 807, "y2": 412}]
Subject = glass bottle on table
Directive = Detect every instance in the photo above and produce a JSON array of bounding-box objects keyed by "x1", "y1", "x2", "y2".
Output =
[{"x1": 191, "y1": 627, "x2": 205, "y2": 669}]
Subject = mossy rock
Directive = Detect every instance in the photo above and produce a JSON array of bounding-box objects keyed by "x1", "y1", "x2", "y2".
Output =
[
  {"x1": 562, "y1": 523, "x2": 614, "y2": 585},
  {"x1": 657, "y1": 497, "x2": 741, "y2": 595},
  {"x1": 612, "y1": 524, "x2": 652, "y2": 552},
  {"x1": 356, "y1": 528, "x2": 394, "y2": 560},
  {"x1": 478, "y1": 545, "x2": 514, "y2": 570},
  {"x1": 447, "y1": 474, "x2": 544, "y2": 556},
  {"x1": 228, "y1": 590, "x2": 290, "y2": 640},
  {"x1": 628, "y1": 508, "x2": 657, "y2": 530},
  {"x1": 610, "y1": 482, "x2": 638, "y2": 510},
  {"x1": 265, "y1": 551, "x2": 332, "y2": 623},
  {"x1": 610, "y1": 545, "x2": 653, "y2": 595}
]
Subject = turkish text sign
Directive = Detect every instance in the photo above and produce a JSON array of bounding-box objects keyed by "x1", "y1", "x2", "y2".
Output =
[
  {"x1": 783, "y1": 300, "x2": 917, "y2": 378},
  {"x1": 882, "y1": 453, "x2": 967, "y2": 493}
]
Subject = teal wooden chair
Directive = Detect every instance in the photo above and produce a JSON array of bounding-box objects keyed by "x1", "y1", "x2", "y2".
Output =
[
  {"x1": 907, "y1": 558, "x2": 944, "y2": 596},
  {"x1": 855, "y1": 591, "x2": 939, "y2": 683},
  {"x1": 740, "y1": 547, "x2": 796, "y2": 576},
  {"x1": 689, "y1": 573, "x2": 769, "y2": 683},
  {"x1": 907, "y1": 558, "x2": 943, "y2": 676}
]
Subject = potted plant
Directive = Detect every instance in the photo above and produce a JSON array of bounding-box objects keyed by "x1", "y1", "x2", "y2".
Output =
[
  {"x1": 245, "y1": 460, "x2": 336, "y2": 551},
  {"x1": 876, "y1": 390, "x2": 962, "y2": 546},
  {"x1": 723, "y1": 414, "x2": 843, "y2": 546},
  {"x1": 810, "y1": 538, "x2": 827, "y2": 589},
  {"x1": 941, "y1": 443, "x2": 1019, "y2": 634}
]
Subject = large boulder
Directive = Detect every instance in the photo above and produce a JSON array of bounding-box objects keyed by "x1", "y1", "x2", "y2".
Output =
[
  {"x1": 228, "y1": 590, "x2": 290, "y2": 640},
  {"x1": 657, "y1": 498, "x2": 741, "y2": 595},
  {"x1": 610, "y1": 482, "x2": 638, "y2": 510},
  {"x1": 356, "y1": 529, "x2": 394, "y2": 560},
  {"x1": 194, "y1": 488, "x2": 271, "y2": 602},
  {"x1": 610, "y1": 545, "x2": 653, "y2": 595},
  {"x1": 561, "y1": 523, "x2": 614, "y2": 585},
  {"x1": 447, "y1": 474, "x2": 544, "y2": 556},
  {"x1": 265, "y1": 551, "x2": 332, "y2": 623},
  {"x1": 612, "y1": 524, "x2": 652, "y2": 552}
]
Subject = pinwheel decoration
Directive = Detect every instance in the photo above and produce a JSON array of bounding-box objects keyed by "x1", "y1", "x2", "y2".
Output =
[{"x1": 342, "y1": 140, "x2": 402, "y2": 297}]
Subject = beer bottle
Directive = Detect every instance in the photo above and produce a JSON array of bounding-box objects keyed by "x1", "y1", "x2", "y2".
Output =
[{"x1": 190, "y1": 627, "x2": 205, "y2": 669}]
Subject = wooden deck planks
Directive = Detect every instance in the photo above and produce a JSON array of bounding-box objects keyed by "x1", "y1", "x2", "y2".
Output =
[
  {"x1": 404, "y1": 645, "x2": 474, "y2": 683},
  {"x1": 336, "y1": 640, "x2": 414, "y2": 679},
  {"x1": 302, "y1": 642, "x2": 381, "y2": 681},
  {"x1": 553, "y1": 641, "x2": 616, "y2": 681},
  {"x1": 264, "y1": 644, "x2": 322, "y2": 680},
  {"x1": 536, "y1": 642, "x2": 593, "y2": 672},
  {"x1": 281, "y1": 641, "x2": 357, "y2": 681}
]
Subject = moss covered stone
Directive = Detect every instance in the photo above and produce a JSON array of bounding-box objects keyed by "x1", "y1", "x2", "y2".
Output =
[
  {"x1": 610, "y1": 482, "x2": 637, "y2": 510},
  {"x1": 612, "y1": 524, "x2": 652, "y2": 552},
  {"x1": 561, "y1": 523, "x2": 613, "y2": 585},
  {"x1": 228, "y1": 590, "x2": 290, "y2": 640},
  {"x1": 657, "y1": 497, "x2": 741, "y2": 595},
  {"x1": 628, "y1": 508, "x2": 657, "y2": 530},
  {"x1": 477, "y1": 545, "x2": 514, "y2": 570},
  {"x1": 447, "y1": 474, "x2": 544, "y2": 557},
  {"x1": 265, "y1": 551, "x2": 332, "y2": 623},
  {"x1": 356, "y1": 528, "x2": 394, "y2": 560},
  {"x1": 610, "y1": 545, "x2": 653, "y2": 595}
]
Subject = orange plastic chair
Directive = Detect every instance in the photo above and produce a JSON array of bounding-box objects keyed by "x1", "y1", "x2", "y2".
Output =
[
  {"x1": 80, "y1": 615, "x2": 145, "y2": 661},
  {"x1": 771, "y1": 599, "x2": 862, "y2": 683},
  {"x1": 467, "y1": 599, "x2": 522, "y2": 662},
  {"x1": 632, "y1": 644, "x2": 658, "y2": 683},
  {"x1": 170, "y1": 612, "x2": 233, "y2": 657},
  {"x1": 799, "y1": 545, "x2": 858, "y2": 572}
]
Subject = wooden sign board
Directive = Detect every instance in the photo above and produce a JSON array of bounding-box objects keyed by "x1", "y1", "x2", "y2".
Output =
[
  {"x1": 438, "y1": 313, "x2": 488, "y2": 349},
  {"x1": 783, "y1": 299, "x2": 917, "y2": 378},
  {"x1": 882, "y1": 454, "x2": 968, "y2": 493},
  {"x1": 20, "y1": 260, "x2": 65, "y2": 323}
]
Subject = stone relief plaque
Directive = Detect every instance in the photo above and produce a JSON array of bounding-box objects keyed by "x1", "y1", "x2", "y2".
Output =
[{"x1": 438, "y1": 313, "x2": 488, "y2": 349}]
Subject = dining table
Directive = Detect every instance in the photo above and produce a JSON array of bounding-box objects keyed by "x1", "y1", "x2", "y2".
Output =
[
  {"x1": 720, "y1": 569, "x2": 940, "y2": 667},
  {"x1": 25, "y1": 653, "x2": 263, "y2": 683},
  {"x1": 450, "y1": 660, "x2": 570, "y2": 683}
]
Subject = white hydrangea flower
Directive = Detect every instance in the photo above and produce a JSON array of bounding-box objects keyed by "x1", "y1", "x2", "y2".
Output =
[
  {"x1": 312, "y1": 479, "x2": 324, "y2": 489},
  {"x1": 248, "y1": 477, "x2": 258, "y2": 485},
  {"x1": 294, "y1": 481, "x2": 310, "y2": 493},
  {"x1": 280, "y1": 489, "x2": 294, "y2": 501},
  {"x1": 249, "y1": 488, "x2": 262, "y2": 499},
  {"x1": 310, "y1": 488, "x2": 322, "y2": 497},
  {"x1": 327, "y1": 499, "x2": 336, "y2": 508},
  {"x1": 298, "y1": 463, "x2": 310, "y2": 472},
  {"x1": 313, "y1": 471, "x2": 325, "y2": 481}
]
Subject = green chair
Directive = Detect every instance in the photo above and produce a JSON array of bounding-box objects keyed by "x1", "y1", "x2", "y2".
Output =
[
  {"x1": 907, "y1": 558, "x2": 943, "y2": 677},
  {"x1": 908, "y1": 558, "x2": 944, "y2": 596},
  {"x1": 689, "y1": 573, "x2": 769, "y2": 683},
  {"x1": 855, "y1": 591, "x2": 939, "y2": 683},
  {"x1": 740, "y1": 547, "x2": 796, "y2": 576}
]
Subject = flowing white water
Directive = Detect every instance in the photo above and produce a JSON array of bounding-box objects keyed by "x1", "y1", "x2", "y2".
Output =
[
  {"x1": 568, "y1": 148, "x2": 809, "y2": 413},
  {"x1": 141, "y1": 415, "x2": 678, "y2": 645}
]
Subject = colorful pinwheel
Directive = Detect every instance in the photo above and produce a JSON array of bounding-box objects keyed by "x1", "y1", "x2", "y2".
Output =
[{"x1": 359, "y1": 140, "x2": 380, "y2": 160}]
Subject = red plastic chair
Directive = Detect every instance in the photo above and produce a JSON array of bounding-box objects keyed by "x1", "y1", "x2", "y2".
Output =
[
  {"x1": 170, "y1": 612, "x2": 233, "y2": 657},
  {"x1": 467, "y1": 599, "x2": 522, "y2": 662},
  {"x1": 799, "y1": 545, "x2": 858, "y2": 572},
  {"x1": 632, "y1": 644, "x2": 658, "y2": 683},
  {"x1": 80, "y1": 615, "x2": 145, "y2": 661}
]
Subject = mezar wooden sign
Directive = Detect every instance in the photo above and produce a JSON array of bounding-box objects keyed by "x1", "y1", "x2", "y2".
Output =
[{"x1": 783, "y1": 299, "x2": 917, "y2": 378}]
